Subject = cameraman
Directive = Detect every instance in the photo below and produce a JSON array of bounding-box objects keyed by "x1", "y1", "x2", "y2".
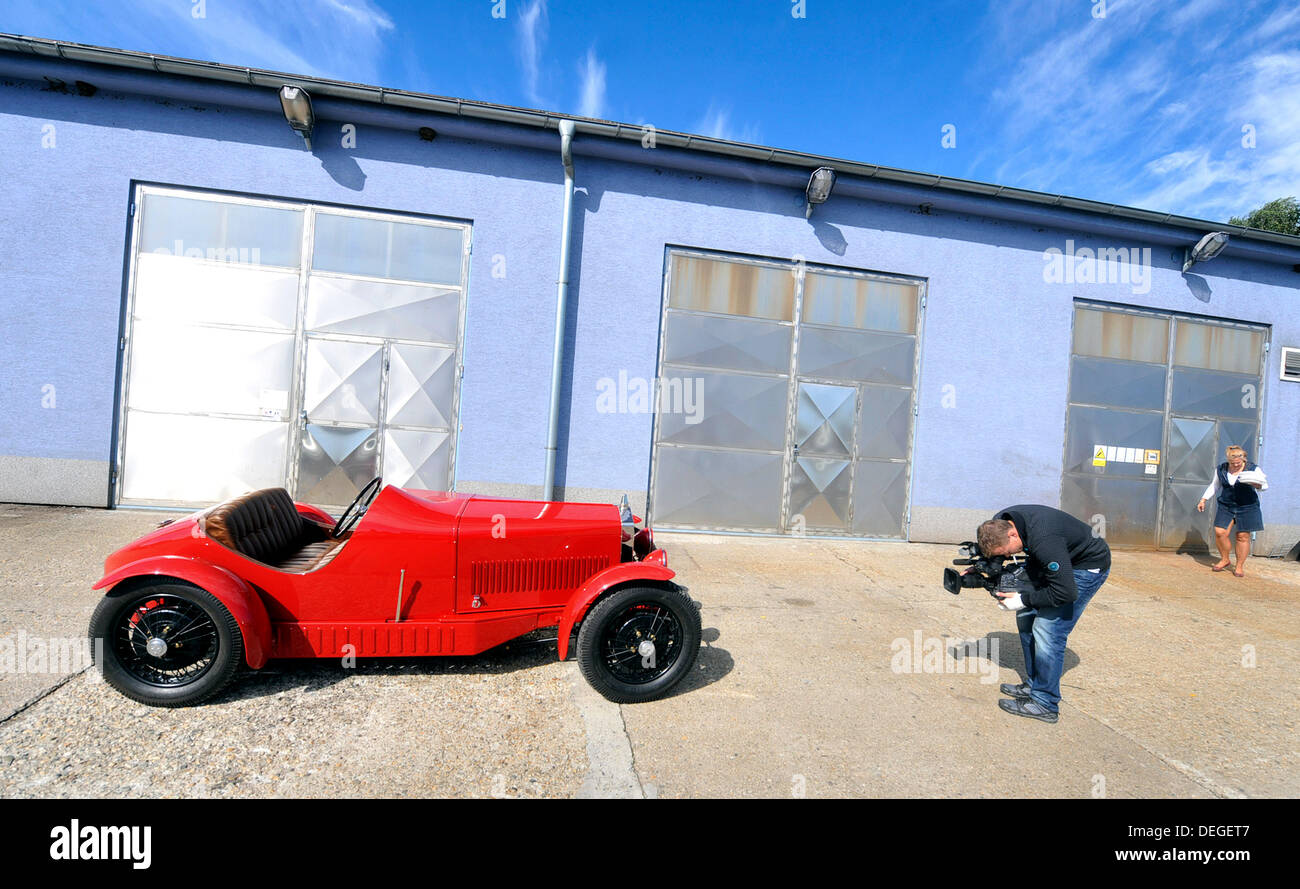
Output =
[{"x1": 977, "y1": 505, "x2": 1110, "y2": 724}]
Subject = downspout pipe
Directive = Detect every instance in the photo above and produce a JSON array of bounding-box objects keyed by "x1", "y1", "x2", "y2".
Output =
[{"x1": 543, "y1": 119, "x2": 576, "y2": 500}]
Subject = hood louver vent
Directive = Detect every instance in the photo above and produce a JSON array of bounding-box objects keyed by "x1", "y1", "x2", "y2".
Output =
[{"x1": 472, "y1": 556, "x2": 609, "y2": 596}]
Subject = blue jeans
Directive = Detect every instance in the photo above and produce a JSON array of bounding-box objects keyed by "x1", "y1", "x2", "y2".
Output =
[{"x1": 1016, "y1": 569, "x2": 1107, "y2": 712}]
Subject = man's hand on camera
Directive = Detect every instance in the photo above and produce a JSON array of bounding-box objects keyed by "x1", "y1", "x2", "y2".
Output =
[{"x1": 995, "y1": 592, "x2": 1025, "y2": 611}]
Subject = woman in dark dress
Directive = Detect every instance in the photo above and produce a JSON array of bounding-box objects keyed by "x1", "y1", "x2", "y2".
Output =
[{"x1": 1197, "y1": 445, "x2": 1267, "y2": 578}]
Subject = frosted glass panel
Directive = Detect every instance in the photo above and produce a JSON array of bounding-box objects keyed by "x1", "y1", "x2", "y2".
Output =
[
  {"x1": 139, "y1": 194, "x2": 302, "y2": 268},
  {"x1": 296, "y1": 425, "x2": 379, "y2": 506},
  {"x1": 798, "y1": 327, "x2": 915, "y2": 384},
  {"x1": 129, "y1": 320, "x2": 295, "y2": 416},
  {"x1": 669, "y1": 255, "x2": 795, "y2": 320},
  {"x1": 662, "y1": 312, "x2": 791, "y2": 374},
  {"x1": 384, "y1": 429, "x2": 451, "y2": 489},
  {"x1": 1068, "y1": 356, "x2": 1167, "y2": 411},
  {"x1": 857, "y1": 385, "x2": 911, "y2": 460},
  {"x1": 303, "y1": 339, "x2": 383, "y2": 424},
  {"x1": 803, "y1": 273, "x2": 918, "y2": 333},
  {"x1": 1072, "y1": 308, "x2": 1168, "y2": 364},
  {"x1": 653, "y1": 447, "x2": 785, "y2": 530},
  {"x1": 1170, "y1": 368, "x2": 1260, "y2": 420},
  {"x1": 788, "y1": 457, "x2": 851, "y2": 530},
  {"x1": 796, "y1": 383, "x2": 855, "y2": 458},
  {"x1": 313, "y1": 214, "x2": 464, "y2": 285},
  {"x1": 134, "y1": 253, "x2": 300, "y2": 329},
  {"x1": 121, "y1": 413, "x2": 287, "y2": 503},
  {"x1": 306, "y1": 275, "x2": 460, "y2": 343},
  {"x1": 852, "y1": 460, "x2": 908, "y2": 537},
  {"x1": 387, "y1": 344, "x2": 456, "y2": 429},
  {"x1": 655, "y1": 369, "x2": 788, "y2": 451},
  {"x1": 1174, "y1": 321, "x2": 1263, "y2": 374}
]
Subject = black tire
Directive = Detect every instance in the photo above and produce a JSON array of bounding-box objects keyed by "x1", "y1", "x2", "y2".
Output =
[
  {"x1": 89, "y1": 580, "x2": 243, "y2": 707},
  {"x1": 576, "y1": 584, "x2": 701, "y2": 703}
]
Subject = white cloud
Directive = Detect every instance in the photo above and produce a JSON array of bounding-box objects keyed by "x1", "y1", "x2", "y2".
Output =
[
  {"x1": 515, "y1": 0, "x2": 548, "y2": 107},
  {"x1": 694, "y1": 104, "x2": 761, "y2": 144},
  {"x1": 1166, "y1": 0, "x2": 1231, "y2": 31},
  {"x1": 9, "y1": 0, "x2": 404, "y2": 84},
  {"x1": 577, "y1": 46, "x2": 606, "y2": 119},
  {"x1": 973, "y1": 0, "x2": 1300, "y2": 221},
  {"x1": 322, "y1": 0, "x2": 395, "y2": 37},
  {"x1": 1145, "y1": 150, "x2": 1201, "y2": 176},
  {"x1": 1127, "y1": 51, "x2": 1300, "y2": 219},
  {"x1": 1253, "y1": 4, "x2": 1300, "y2": 40}
]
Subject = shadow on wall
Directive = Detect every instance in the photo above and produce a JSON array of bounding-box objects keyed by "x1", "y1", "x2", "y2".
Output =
[
  {"x1": 1182, "y1": 271, "x2": 1213, "y2": 303},
  {"x1": 812, "y1": 218, "x2": 848, "y2": 256},
  {"x1": 313, "y1": 140, "x2": 366, "y2": 191}
]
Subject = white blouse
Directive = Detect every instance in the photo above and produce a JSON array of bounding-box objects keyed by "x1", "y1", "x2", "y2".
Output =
[{"x1": 1201, "y1": 466, "x2": 1267, "y2": 502}]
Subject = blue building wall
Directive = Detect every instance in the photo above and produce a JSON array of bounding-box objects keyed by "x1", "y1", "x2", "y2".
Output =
[
  {"x1": 560, "y1": 155, "x2": 1300, "y2": 549},
  {"x1": 0, "y1": 68, "x2": 567, "y2": 497},
  {"x1": 1, "y1": 54, "x2": 1298, "y2": 554}
]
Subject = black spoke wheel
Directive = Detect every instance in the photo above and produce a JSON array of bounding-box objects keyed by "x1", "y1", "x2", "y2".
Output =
[
  {"x1": 90, "y1": 581, "x2": 243, "y2": 707},
  {"x1": 576, "y1": 585, "x2": 701, "y2": 703}
]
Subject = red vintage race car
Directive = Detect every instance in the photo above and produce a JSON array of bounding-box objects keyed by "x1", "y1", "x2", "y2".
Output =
[{"x1": 89, "y1": 479, "x2": 701, "y2": 707}]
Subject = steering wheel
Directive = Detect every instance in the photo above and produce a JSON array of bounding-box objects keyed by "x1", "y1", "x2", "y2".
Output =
[{"x1": 333, "y1": 476, "x2": 382, "y2": 537}]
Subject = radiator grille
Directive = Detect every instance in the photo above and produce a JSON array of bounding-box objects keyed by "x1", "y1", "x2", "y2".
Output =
[{"x1": 471, "y1": 555, "x2": 609, "y2": 596}]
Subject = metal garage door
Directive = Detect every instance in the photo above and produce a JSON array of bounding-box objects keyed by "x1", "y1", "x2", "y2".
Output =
[
  {"x1": 1060, "y1": 302, "x2": 1268, "y2": 548},
  {"x1": 649, "y1": 249, "x2": 924, "y2": 537},
  {"x1": 116, "y1": 186, "x2": 469, "y2": 507}
]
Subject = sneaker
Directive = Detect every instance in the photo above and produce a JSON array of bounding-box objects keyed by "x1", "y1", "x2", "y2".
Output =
[
  {"x1": 998, "y1": 698, "x2": 1058, "y2": 723},
  {"x1": 1000, "y1": 682, "x2": 1031, "y2": 700}
]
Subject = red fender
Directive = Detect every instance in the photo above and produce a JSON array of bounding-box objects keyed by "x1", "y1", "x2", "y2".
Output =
[
  {"x1": 93, "y1": 556, "x2": 273, "y2": 669},
  {"x1": 556, "y1": 559, "x2": 677, "y2": 660}
]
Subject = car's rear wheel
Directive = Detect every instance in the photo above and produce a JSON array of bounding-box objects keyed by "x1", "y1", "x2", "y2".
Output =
[
  {"x1": 89, "y1": 580, "x2": 243, "y2": 707},
  {"x1": 576, "y1": 584, "x2": 701, "y2": 703}
]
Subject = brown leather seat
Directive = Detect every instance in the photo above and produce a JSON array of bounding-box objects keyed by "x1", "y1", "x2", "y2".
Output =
[{"x1": 203, "y1": 487, "x2": 340, "y2": 572}]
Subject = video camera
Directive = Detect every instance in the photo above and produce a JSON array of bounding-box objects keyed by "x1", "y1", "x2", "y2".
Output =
[{"x1": 942, "y1": 540, "x2": 1038, "y2": 598}]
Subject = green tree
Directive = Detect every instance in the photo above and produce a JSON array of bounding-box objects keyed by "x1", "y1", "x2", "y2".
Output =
[{"x1": 1229, "y1": 197, "x2": 1300, "y2": 236}]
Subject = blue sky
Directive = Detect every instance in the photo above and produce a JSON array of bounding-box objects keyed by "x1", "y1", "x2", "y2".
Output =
[{"x1": 3, "y1": 0, "x2": 1297, "y2": 224}]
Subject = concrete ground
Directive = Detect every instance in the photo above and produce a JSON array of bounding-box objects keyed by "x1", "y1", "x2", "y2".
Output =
[{"x1": 1, "y1": 503, "x2": 1296, "y2": 798}]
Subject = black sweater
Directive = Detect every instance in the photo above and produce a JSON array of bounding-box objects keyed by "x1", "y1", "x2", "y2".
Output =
[{"x1": 997, "y1": 505, "x2": 1112, "y2": 608}]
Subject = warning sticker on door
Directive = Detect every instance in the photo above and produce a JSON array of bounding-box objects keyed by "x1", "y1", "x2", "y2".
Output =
[{"x1": 1094, "y1": 444, "x2": 1162, "y2": 469}]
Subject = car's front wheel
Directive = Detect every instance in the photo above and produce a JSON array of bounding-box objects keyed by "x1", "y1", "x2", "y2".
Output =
[
  {"x1": 89, "y1": 580, "x2": 243, "y2": 707},
  {"x1": 576, "y1": 584, "x2": 701, "y2": 703}
]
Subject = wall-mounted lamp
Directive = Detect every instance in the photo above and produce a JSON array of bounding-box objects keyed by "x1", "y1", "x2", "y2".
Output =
[
  {"x1": 279, "y1": 85, "x2": 315, "y2": 150},
  {"x1": 805, "y1": 166, "x2": 837, "y2": 219},
  {"x1": 1182, "y1": 231, "x2": 1229, "y2": 273}
]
